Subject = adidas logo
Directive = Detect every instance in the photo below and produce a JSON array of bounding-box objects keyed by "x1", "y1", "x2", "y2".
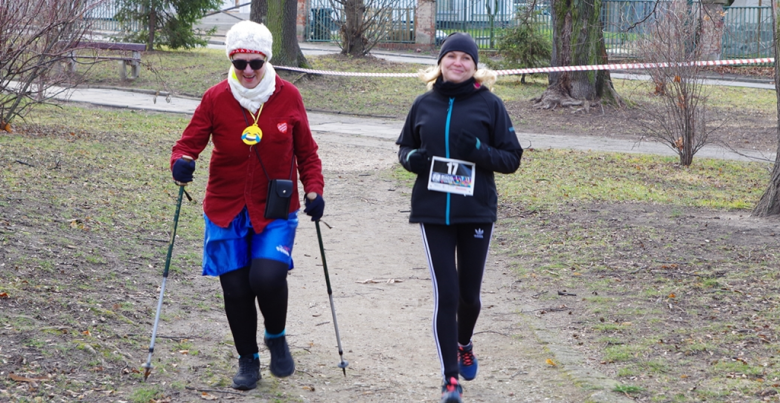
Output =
[{"x1": 474, "y1": 228, "x2": 484, "y2": 239}]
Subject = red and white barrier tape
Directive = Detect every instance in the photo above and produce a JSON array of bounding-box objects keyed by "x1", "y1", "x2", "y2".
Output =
[
  {"x1": 275, "y1": 66, "x2": 417, "y2": 77},
  {"x1": 274, "y1": 57, "x2": 774, "y2": 77}
]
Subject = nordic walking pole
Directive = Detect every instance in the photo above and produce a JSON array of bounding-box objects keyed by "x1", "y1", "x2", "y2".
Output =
[
  {"x1": 143, "y1": 156, "x2": 193, "y2": 381},
  {"x1": 308, "y1": 193, "x2": 348, "y2": 376}
]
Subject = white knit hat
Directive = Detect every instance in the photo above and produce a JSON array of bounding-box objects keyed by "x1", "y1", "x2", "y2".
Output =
[{"x1": 225, "y1": 20, "x2": 273, "y2": 62}]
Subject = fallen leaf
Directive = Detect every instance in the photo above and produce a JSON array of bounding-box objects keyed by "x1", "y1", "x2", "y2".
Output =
[
  {"x1": 8, "y1": 373, "x2": 50, "y2": 383},
  {"x1": 545, "y1": 359, "x2": 557, "y2": 367},
  {"x1": 200, "y1": 392, "x2": 218, "y2": 400},
  {"x1": 668, "y1": 293, "x2": 676, "y2": 298},
  {"x1": 0, "y1": 292, "x2": 8, "y2": 298}
]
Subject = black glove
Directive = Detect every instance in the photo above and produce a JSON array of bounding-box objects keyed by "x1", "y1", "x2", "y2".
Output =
[
  {"x1": 172, "y1": 157, "x2": 195, "y2": 184},
  {"x1": 407, "y1": 149, "x2": 430, "y2": 175},
  {"x1": 455, "y1": 132, "x2": 482, "y2": 159},
  {"x1": 304, "y1": 193, "x2": 325, "y2": 221}
]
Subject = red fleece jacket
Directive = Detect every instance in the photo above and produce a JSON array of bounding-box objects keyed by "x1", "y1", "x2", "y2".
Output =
[{"x1": 171, "y1": 76, "x2": 324, "y2": 232}]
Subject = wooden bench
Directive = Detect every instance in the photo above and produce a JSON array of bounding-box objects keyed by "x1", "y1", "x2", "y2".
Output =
[{"x1": 67, "y1": 42, "x2": 145, "y2": 80}]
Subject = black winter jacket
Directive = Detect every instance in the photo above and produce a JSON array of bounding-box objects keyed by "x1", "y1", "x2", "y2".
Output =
[{"x1": 396, "y1": 80, "x2": 523, "y2": 225}]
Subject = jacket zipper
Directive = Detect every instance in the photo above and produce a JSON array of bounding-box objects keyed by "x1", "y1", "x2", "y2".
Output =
[{"x1": 445, "y1": 97, "x2": 454, "y2": 226}]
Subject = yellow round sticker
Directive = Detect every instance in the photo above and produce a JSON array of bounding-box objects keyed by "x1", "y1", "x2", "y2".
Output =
[{"x1": 241, "y1": 124, "x2": 263, "y2": 145}]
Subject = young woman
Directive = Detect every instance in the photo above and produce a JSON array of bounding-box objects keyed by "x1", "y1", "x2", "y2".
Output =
[
  {"x1": 396, "y1": 32, "x2": 523, "y2": 403},
  {"x1": 170, "y1": 21, "x2": 325, "y2": 390}
]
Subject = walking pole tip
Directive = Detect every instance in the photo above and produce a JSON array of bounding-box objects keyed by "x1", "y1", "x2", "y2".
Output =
[
  {"x1": 339, "y1": 359, "x2": 348, "y2": 376},
  {"x1": 142, "y1": 363, "x2": 152, "y2": 381}
]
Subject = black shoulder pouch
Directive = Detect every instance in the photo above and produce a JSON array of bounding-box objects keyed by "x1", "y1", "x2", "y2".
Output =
[
  {"x1": 265, "y1": 179, "x2": 293, "y2": 219},
  {"x1": 247, "y1": 111, "x2": 296, "y2": 221}
]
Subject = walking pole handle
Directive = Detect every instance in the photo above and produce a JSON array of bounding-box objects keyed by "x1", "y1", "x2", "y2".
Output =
[{"x1": 174, "y1": 155, "x2": 193, "y2": 187}]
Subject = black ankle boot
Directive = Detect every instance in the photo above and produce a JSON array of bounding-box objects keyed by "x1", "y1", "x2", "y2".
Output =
[
  {"x1": 265, "y1": 336, "x2": 295, "y2": 377},
  {"x1": 231, "y1": 355, "x2": 260, "y2": 390}
]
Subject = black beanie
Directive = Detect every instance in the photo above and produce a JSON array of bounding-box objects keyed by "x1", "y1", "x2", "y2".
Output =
[{"x1": 437, "y1": 32, "x2": 479, "y2": 66}]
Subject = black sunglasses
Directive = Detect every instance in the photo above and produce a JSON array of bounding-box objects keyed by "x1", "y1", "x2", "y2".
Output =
[{"x1": 231, "y1": 59, "x2": 265, "y2": 70}]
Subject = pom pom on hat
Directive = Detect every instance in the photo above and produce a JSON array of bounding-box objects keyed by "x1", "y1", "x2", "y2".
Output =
[
  {"x1": 437, "y1": 32, "x2": 479, "y2": 66},
  {"x1": 225, "y1": 21, "x2": 273, "y2": 62}
]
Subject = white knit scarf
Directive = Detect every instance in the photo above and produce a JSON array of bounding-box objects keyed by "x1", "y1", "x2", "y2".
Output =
[{"x1": 227, "y1": 63, "x2": 277, "y2": 113}]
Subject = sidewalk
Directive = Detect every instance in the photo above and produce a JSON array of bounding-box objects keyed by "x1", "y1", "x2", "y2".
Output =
[{"x1": 56, "y1": 84, "x2": 775, "y2": 162}]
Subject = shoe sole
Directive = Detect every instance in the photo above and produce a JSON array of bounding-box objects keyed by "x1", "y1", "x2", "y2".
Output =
[
  {"x1": 270, "y1": 364, "x2": 295, "y2": 378},
  {"x1": 460, "y1": 371, "x2": 477, "y2": 381},
  {"x1": 231, "y1": 381, "x2": 257, "y2": 390},
  {"x1": 441, "y1": 392, "x2": 463, "y2": 403}
]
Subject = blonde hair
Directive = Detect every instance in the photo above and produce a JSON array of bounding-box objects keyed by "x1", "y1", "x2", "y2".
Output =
[{"x1": 418, "y1": 65, "x2": 497, "y2": 91}]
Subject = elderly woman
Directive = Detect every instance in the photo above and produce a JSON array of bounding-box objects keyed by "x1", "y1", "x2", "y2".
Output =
[
  {"x1": 170, "y1": 21, "x2": 324, "y2": 390},
  {"x1": 396, "y1": 32, "x2": 523, "y2": 403}
]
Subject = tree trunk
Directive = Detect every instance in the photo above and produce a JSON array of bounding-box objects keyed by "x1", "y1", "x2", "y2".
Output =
[
  {"x1": 532, "y1": 0, "x2": 618, "y2": 109},
  {"x1": 342, "y1": 0, "x2": 367, "y2": 56},
  {"x1": 147, "y1": 0, "x2": 157, "y2": 51},
  {"x1": 250, "y1": 0, "x2": 266, "y2": 24},
  {"x1": 251, "y1": 0, "x2": 307, "y2": 67},
  {"x1": 752, "y1": 0, "x2": 780, "y2": 216}
]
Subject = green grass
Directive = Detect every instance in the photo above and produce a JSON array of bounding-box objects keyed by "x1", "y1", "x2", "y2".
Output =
[
  {"x1": 130, "y1": 385, "x2": 164, "y2": 403},
  {"x1": 613, "y1": 78, "x2": 777, "y2": 114},
  {"x1": 79, "y1": 49, "x2": 779, "y2": 118},
  {"x1": 498, "y1": 149, "x2": 768, "y2": 212},
  {"x1": 6, "y1": 51, "x2": 780, "y2": 403},
  {"x1": 83, "y1": 47, "x2": 228, "y2": 97},
  {"x1": 613, "y1": 384, "x2": 645, "y2": 396}
]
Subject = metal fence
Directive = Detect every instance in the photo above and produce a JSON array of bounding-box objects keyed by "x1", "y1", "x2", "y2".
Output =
[
  {"x1": 433, "y1": 0, "x2": 773, "y2": 59},
  {"x1": 84, "y1": 0, "x2": 774, "y2": 59},
  {"x1": 86, "y1": 0, "x2": 141, "y2": 32},
  {"x1": 722, "y1": 6, "x2": 773, "y2": 58},
  {"x1": 305, "y1": 0, "x2": 418, "y2": 43},
  {"x1": 599, "y1": 1, "x2": 773, "y2": 59}
]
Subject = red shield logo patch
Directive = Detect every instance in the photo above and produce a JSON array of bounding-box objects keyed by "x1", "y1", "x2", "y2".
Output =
[{"x1": 277, "y1": 122, "x2": 288, "y2": 134}]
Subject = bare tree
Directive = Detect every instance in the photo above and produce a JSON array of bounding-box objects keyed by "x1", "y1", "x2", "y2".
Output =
[
  {"x1": 334, "y1": 0, "x2": 397, "y2": 57},
  {"x1": 634, "y1": 0, "x2": 721, "y2": 166},
  {"x1": 753, "y1": 0, "x2": 780, "y2": 216},
  {"x1": 0, "y1": 0, "x2": 95, "y2": 130}
]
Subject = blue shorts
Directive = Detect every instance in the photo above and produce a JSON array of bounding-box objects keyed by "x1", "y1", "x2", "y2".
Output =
[{"x1": 202, "y1": 208, "x2": 298, "y2": 277}]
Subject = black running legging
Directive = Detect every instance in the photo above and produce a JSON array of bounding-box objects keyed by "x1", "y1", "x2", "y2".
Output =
[
  {"x1": 420, "y1": 222, "x2": 493, "y2": 381},
  {"x1": 219, "y1": 258, "x2": 289, "y2": 356}
]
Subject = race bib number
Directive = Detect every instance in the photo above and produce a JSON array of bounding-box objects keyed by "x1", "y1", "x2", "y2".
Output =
[{"x1": 427, "y1": 156, "x2": 475, "y2": 196}]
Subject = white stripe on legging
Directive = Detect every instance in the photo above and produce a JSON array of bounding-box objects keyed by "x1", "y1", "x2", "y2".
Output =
[{"x1": 419, "y1": 223, "x2": 445, "y2": 380}]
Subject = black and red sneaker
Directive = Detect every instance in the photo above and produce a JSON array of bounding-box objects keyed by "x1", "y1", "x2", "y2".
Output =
[
  {"x1": 458, "y1": 342, "x2": 478, "y2": 381},
  {"x1": 440, "y1": 376, "x2": 463, "y2": 403}
]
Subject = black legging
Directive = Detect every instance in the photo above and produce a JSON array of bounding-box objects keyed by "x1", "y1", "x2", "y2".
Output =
[
  {"x1": 219, "y1": 258, "x2": 289, "y2": 356},
  {"x1": 420, "y1": 222, "x2": 493, "y2": 381}
]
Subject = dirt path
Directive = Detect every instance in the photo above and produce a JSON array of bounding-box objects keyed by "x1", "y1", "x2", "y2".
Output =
[{"x1": 144, "y1": 130, "x2": 630, "y2": 403}]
